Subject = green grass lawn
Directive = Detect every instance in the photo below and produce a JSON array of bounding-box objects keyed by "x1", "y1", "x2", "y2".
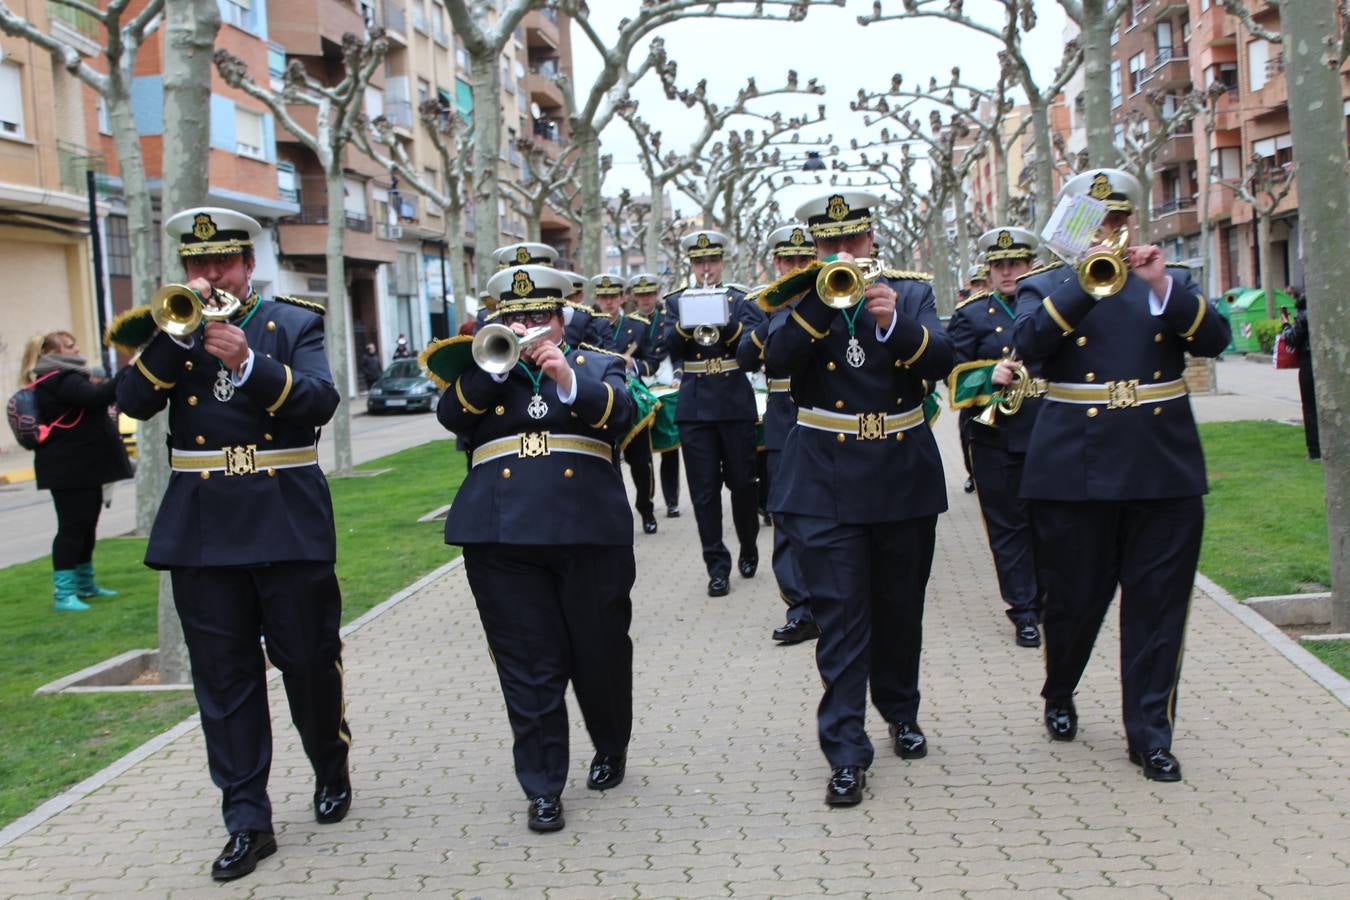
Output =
[
  {"x1": 0, "y1": 438, "x2": 464, "y2": 828},
  {"x1": 1199, "y1": 421, "x2": 1330, "y2": 600},
  {"x1": 1303, "y1": 639, "x2": 1350, "y2": 681}
]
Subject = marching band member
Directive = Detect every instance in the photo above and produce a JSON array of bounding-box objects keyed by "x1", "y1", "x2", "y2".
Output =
[
  {"x1": 763, "y1": 191, "x2": 953, "y2": 807},
  {"x1": 661, "y1": 231, "x2": 765, "y2": 597},
  {"x1": 113, "y1": 207, "x2": 350, "y2": 881},
  {"x1": 560, "y1": 270, "x2": 601, "y2": 346},
  {"x1": 947, "y1": 227, "x2": 1046, "y2": 648},
  {"x1": 736, "y1": 223, "x2": 818, "y2": 645},
  {"x1": 630, "y1": 274, "x2": 684, "y2": 517},
  {"x1": 428, "y1": 264, "x2": 636, "y2": 831},
  {"x1": 1013, "y1": 170, "x2": 1230, "y2": 782}
]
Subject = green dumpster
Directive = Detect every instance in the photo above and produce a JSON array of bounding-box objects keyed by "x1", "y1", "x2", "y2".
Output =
[{"x1": 1222, "y1": 287, "x2": 1291, "y2": 353}]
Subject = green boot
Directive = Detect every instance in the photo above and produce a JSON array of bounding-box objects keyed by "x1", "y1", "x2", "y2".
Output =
[
  {"x1": 54, "y1": 570, "x2": 91, "y2": 612},
  {"x1": 74, "y1": 561, "x2": 117, "y2": 599}
]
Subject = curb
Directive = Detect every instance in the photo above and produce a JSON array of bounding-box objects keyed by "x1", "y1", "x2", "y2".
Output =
[
  {"x1": 0, "y1": 466, "x2": 35, "y2": 485},
  {"x1": 0, "y1": 555, "x2": 465, "y2": 850},
  {"x1": 1197, "y1": 572, "x2": 1350, "y2": 708}
]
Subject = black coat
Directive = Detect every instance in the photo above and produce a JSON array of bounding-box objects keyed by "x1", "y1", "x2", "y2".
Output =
[{"x1": 33, "y1": 370, "x2": 133, "y2": 491}]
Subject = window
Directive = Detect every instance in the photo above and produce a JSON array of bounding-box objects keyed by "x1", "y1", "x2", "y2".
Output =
[
  {"x1": 455, "y1": 78, "x2": 473, "y2": 119},
  {"x1": 105, "y1": 216, "x2": 131, "y2": 277},
  {"x1": 417, "y1": 77, "x2": 430, "y2": 106},
  {"x1": 0, "y1": 62, "x2": 24, "y2": 139},
  {"x1": 344, "y1": 176, "x2": 367, "y2": 215},
  {"x1": 96, "y1": 96, "x2": 110, "y2": 135},
  {"x1": 1248, "y1": 39, "x2": 1270, "y2": 91},
  {"x1": 1210, "y1": 146, "x2": 1241, "y2": 181},
  {"x1": 423, "y1": 167, "x2": 440, "y2": 196},
  {"x1": 364, "y1": 84, "x2": 383, "y2": 119},
  {"x1": 1110, "y1": 26, "x2": 1119, "y2": 47},
  {"x1": 1124, "y1": 3, "x2": 1135, "y2": 29},
  {"x1": 455, "y1": 41, "x2": 471, "y2": 72},
  {"x1": 1156, "y1": 21, "x2": 1173, "y2": 59},
  {"x1": 1128, "y1": 52, "x2": 1148, "y2": 94},
  {"x1": 1208, "y1": 62, "x2": 1238, "y2": 91},
  {"x1": 221, "y1": 0, "x2": 251, "y2": 30},
  {"x1": 1110, "y1": 60, "x2": 1122, "y2": 108},
  {"x1": 235, "y1": 107, "x2": 265, "y2": 160},
  {"x1": 277, "y1": 162, "x2": 299, "y2": 203}
]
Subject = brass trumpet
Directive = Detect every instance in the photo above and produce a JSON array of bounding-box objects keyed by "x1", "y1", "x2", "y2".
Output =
[
  {"x1": 471, "y1": 323, "x2": 553, "y2": 375},
  {"x1": 150, "y1": 284, "x2": 243, "y2": 336},
  {"x1": 693, "y1": 324, "x2": 721, "y2": 346},
  {"x1": 974, "y1": 360, "x2": 1034, "y2": 428},
  {"x1": 815, "y1": 257, "x2": 884, "y2": 309},
  {"x1": 1077, "y1": 226, "x2": 1130, "y2": 299}
]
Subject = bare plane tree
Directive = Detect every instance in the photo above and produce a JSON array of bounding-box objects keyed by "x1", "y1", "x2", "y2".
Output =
[
  {"x1": 216, "y1": 31, "x2": 388, "y2": 476},
  {"x1": 1116, "y1": 89, "x2": 1206, "y2": 243},
  {"x1": 1056, "y1": 0, "x2": 1132, "y2": 166}
]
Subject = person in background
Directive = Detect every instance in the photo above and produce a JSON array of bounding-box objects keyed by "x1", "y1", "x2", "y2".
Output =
[
  {"x1": 359, "y1": 342, "x2": 383, "y2": 392},
  {"x1": 393, "y1": 334, "x2": 412, "y2": 359},
  {"x1": 1280, "y1": 290, "x2": 1318, "y2": 460},
  {"x1": 21, "y1": 331, "x2": 133, "y2": 612}
]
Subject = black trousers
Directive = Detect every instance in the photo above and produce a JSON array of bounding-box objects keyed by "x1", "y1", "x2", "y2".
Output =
[
  {"x1": 659, "y1": 449, "x2": 681, "y2": 507},
  {"x1": 622, "y1": 430, "x2": 655, "y2": 518},
  {"x1": 782, "y1": 513, "x2": 937, "y2": 770},
  {"x1": 756, "y1": 448, "x2": 769, "y2": 514},
  {"x1": 171, "y1": 562, "x2": 350, "y2": 833},
  {"x1": 970, "y1": 442, "x2": 1041, "y2": 626},
  {"x1": 1032, "y1": 496, "x2": 1204, "y2": 753},
  {"x1": 1298, "y1": 363, "x2": 1319, "y2": 456},
  {"x1": 50, "y1": 486, "x2": 102, "y2": 569},
  {"x1": 463, "y1": 543, "x2": 635, "y2": 799},
  {"x1": 765, "y1": 450, "x2": 810, "y2": 623},
  {"x1": 677, "y1": 420, "x2": 760, "y2": 579}
]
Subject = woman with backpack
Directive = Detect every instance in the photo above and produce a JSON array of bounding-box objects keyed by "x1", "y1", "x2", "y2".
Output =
[{"x1": 18, "y1": 331, "x2": 132, "y2": 611}]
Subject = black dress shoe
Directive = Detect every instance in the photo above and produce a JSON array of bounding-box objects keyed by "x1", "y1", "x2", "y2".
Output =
[
  {"x1": 963, "y1": 477, "x2": 976, "y2": 493},
  {"x1": 642, "y1": 512, "x2": 658, "y2": 534},
  {"x1": 527, "y1": 795, "x2": 565, "y2": 832},
  {"x1": 1129, "y1": 747, "x2": 1183, "y2": 782},
  {"x1": 738, "y1": 554, "x2": 758, "y2": 578},
  {"x1": 707, "y1": 576, "x2": 729, "y2": 597},
  {"x1": 772, "y1": 619, "x2": 822, "y2": 644},
  {"x1": 1015, "y1": 622, "x2": 1041, "y2": 648},
  {"x1": 314, "y1": 777, "x2": 352, "y2": 824},
  {"x1": 824, "y1": 766, "x2": 866, "y2": 807},
  {"x1": 211, "y1": 830, "x2": 277, "y2": 881},
  {"x1": 1044, "y1": 698, "x2": 1078, "y2": 741},
  {"x1": 888, "y1": 721, "x2": 928, "y2": 759},
  {"x1": 586, "y1": 752, "x2": 626, "y2": 790},
  {"x1": 666, "y1": 505, "x2": 681, "y2": 518}
]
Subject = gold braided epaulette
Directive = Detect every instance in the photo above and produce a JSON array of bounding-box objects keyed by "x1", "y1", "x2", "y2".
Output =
[
  {"x1": 273, "y1": 295, "x2": 327, "y2": 316},
  {"x1": 629, "y1": 313, "x2": 651, "y2": 325},
  {"x1": 662, "y1": 288, "x2": 683, "y2": 302},
  {"x1": 882, "y1": 269, "x2": 934, "y2": 282},
  {"x1": 1016, "y1": 261, "x2": 1066, "y2": 282},
  {"x1": 954, "y1": 289, "x2": 991, "y2": 311},
  {"x1": 577, "y1": 342, "x2": 627, "y2": 360}
]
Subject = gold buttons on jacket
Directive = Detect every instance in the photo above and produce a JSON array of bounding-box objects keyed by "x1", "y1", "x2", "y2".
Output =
[
  {"x1": 1086, "y1": 408, "x2": 1099, "y2": 418},
  {"x1": 988, "y1": 307, "x2": 995, "y2": 315},
  {"x1": 1076, "y1": 336, "x2": 1088, "y2": 347},
  {"x1": 195, "y1": 435, "x2": 206, "y2": 445},
  {"x1": 995, "y1": 326, "x2": 1004, "y2": 333},
  {"x1": 495, "y1": 405, "x2": 506, "y2": 416},
  {"x1": 1154, "y1": 408, "x2": 1162, "y2": 416},
  {"x1": 501, "y1": 468, "x2": 512, "y2": 479},
  {"x1": 267, "y1": 321, "x2": 277, "y2": 331},
  {"x1": 267, "y1": 468, "x2": 277, "y2": 476},
  {"x1": 827, "y1": 361, "x2": 837, "y2": 371},
  {"x1": 184, "y1": 360, "x2": 194, "y2": 371},
  {"x1": 575, "y1": 355, "x2": 586, "y2": 365},
  {"x1": 563, "y1": 468, "x2": 574, "y2": 478},
  {"x1": 896, "y1": 432, "x2": 905, "y2": 442},
  {"x1": 1002, "y1": 346, "x2": 1009, "y2": 354},
  {"x1": 835, "y1": 400, "x2": 845, "y2": 410},
  {"x1": 1085, "y1": 373, "x2": 1095, "y2": 382},
  {"x1": 263, "y1": 433, "x2": 273, "y2": 441},
  {"x1": 836, "y1": 433, "x2": 846, "y2": 443},
  {"x1": 187, "y1": 396, "x2": 199, "y2": 406},
  {"x1": 1153, "y1": 370, "x2": 1162, "y2": 380},
  {"x1": 199, "y1": 471, "x2": 210, "y2": 480},
  {"x1": 1155, "y1": 333, "x2": 1164, "y2": 343}
]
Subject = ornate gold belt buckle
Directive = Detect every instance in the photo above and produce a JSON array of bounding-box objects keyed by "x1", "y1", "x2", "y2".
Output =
[
  {"x1": 704, "y1": 357, "x2": 724, "y2": 375},
  {"x1": 856, "y1": 412, "x2": 886, "y2": 440},
  {"x1": 1106, "y1": 379, "x2": 1140, "y2": 409},
  {"x1": 222, "y1": 444, "x2": 258, "y2": 476},
  {"x1": 519, "y1": 431, "x2": 550, "y2": 458}
]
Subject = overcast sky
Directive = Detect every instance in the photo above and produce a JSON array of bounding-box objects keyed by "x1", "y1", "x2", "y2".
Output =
[{"x1": 568, "y1": 0, "x2": 1070, "y2": 216}]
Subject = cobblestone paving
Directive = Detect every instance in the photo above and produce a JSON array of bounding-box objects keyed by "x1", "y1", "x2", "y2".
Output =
[{"x1": 1, "y1": 415, "x2": 1346, "y2": 898}]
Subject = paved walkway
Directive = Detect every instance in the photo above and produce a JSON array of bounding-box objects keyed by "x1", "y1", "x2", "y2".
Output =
[{"x1": 1, "y1": 389, "x2": 1347, "y2": 897}]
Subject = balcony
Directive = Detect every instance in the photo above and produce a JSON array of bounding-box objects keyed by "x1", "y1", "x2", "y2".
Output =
[
  {"x1": 524, "y1": 67, "x2": 565, "y2": 113},
  {"x1": 1212, "y1": 87, "x2": 1242, "y2": 131},
  {"x1": 1150, "y1": 0, "x2": 1188, "y2": 14},
  {"x1": 1150, "y1": 46, "x2": 1191, "y2": 88},
  {"x1": 277, "y1": 206, "x2": 397, "y2": 264},
  {"x1": 384, "y1": 97, "x2": 414, "y2": 130},
  {"x1": 1195, "y1": 2, "x2": 1237, "y2": 44},
  {"x1": 523, "y1": 9, "x2": 561, "y2": 50},
  {"x1": 1149, "y1": 196, "x2": 1198, "y2": 239},
  {"x1": 55, "y1": 140, "x2": 105, "y2": 196},
  {"x1": 382, "y1": 1, "x2": 407, "y2": 43},
  {"x1": 270, "y1": 0, "x2": 365, "y2": 58},
  {"x1": 1155, "y1": 134, "x2": 1194, "y2": 167}
]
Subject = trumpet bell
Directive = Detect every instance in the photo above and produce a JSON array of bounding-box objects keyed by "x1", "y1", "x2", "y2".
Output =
[
  {"x1": 814, "y1": 257, "x2": 882, "y2": 310},
  {"x1": 471, "y1": 323, "x2": 552, "y2": 374},
  {"x1": 973, "y1": 402, "x2": 1001, "y2": 429},
  {"x1": 1077, "y1": 226, "x2": 1130, "y2": 299},
  {"x1": 692, "y1": 324, "x2": 721, "y2": 346},
  {"x1": 149, "y1": 284, "x2": 243, "y2": 336}
]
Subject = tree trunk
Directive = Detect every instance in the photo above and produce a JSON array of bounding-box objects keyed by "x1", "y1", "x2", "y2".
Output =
[
  {"x1": 951, "y1": 177, "x2": 971, "y2": 282},
  {"x1": 151, "y1": 0, "x2": 220, "y2": 685},
  {"x1": 1257, "y1": 208, "x2": 1276, "y2": 318},
  {"x1": 1282, "y1": 0, "x2": 1350, "y2": 630},
  {"x1": 646, "y1": 178, "x2": 666, "y2": 277},
  {"x1": 1198, "y1": 113, "x2": 1216, "y2": 297},
  {"x1": 324, "y1": 165, "x2": 353, "y2": 475},
  {"x1": 469, "y1": 52, "x2": 503, "y2": 295},
  {"x1": 575, "y1": 127, "x2": 604, "y2": 288},
  {"x1": 1027, "y1": 98, "x2": 1056, "y2": 232},
  {"x1": 993, "y1": 138, "x2": 1010, "y2": 224},
  {"x1": 1080, "y1": 0, "x2": 1118, "y2": 167},
  {"x1": 443, "y1": 198, "x2": 468, "y2": 331},
  {"x1": 1132, "y1": 162, "x2": 1153, "y2": 243},
  {"x1": 927, "y1": 213, "x2": 955, "y2": 317}
]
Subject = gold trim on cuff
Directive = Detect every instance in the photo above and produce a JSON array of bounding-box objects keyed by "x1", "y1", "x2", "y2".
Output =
[
  {"x1": 901, "y1": 326, "x2": 930, "y2": 367},
  {"x1": 790, "y1": 308, "x2": 830, "y2": 339},
  {"x1": 135, "y1": 358, "x2": 175, "y2": 390},
  {"x1": 1182, "y1": 294, "x2": 1206, "y2": 339},
  {"x1": 266, "y1": 365, "x2": 293, "y2": 414},
  {"x1": 454, "y1": 378, "x2": 486, "y2": 415},
  {"x1": 591, "y1": 381, "x2": 615, "y2": 428},
  {"x1": 1043, "y1": 297, "x2": 1074, "y2": 335}
]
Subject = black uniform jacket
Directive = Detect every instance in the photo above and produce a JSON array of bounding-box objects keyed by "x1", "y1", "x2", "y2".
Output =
[
  {"x1": 736, "y1": 309, "x2": 797, "y2": 451},
  {"x1": 116, "y1": 299, "x2": 340, "y2": 569},
  {"x1": 661, "y1": 286, "x2": 764, "y2": 423},
  {"x1": 1013, "y1": 264, "x2": 1231, "y2": 501},
  {"x1": 34, "y1": 372, "x2": 133, "y2": 490},
  {"x1": 946, "y1": 289, "x2": 1044, "y2": 454},
  {"x1": 764, "y1": 275, "x2": 954, "y2": 524},
  {"x1": 593, "y1": 311, "x2": 662, "y2": 379},
  {"x1": 438, "y1": 345, "x2": 635, "y2": 546}
]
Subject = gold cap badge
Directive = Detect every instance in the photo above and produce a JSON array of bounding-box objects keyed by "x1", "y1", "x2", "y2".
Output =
[
  {"x1": 997, "y1": 230, "x2": 1013, "y2": 249},
  {"x1": 512, "y1": 271, "x2": 535, "y2": 297},
  {"x1": 696, "y1": 233, "x2": 711, "y2": 249},
  {"x1": 790, "y1": 228, "x2": 805, "y2": 245},
  {"x1": 192, "y1": 214, "x2": 217, "y2": 241},
  {"x1": 1089, "y1": 173, "x2": 1112, "y2": 201},
  {"x1": 515, "y1": 247, "x2": 531, "y2": 263},
  {"x1": 826, "y1": 195, "x2": 849, "y2": 222}
]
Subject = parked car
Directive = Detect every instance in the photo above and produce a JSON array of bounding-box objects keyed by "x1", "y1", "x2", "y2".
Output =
[{"x1": 367, "y1": 359, "x2": 439, "y2": 413}]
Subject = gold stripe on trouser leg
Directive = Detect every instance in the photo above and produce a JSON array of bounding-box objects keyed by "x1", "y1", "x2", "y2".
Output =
[
  {"x1": 335, "y1": 660, "x2": 353, "y2": 747},
  {"x1": 1165, "y1": 589, "x2": 1195, "y2": 729}
]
